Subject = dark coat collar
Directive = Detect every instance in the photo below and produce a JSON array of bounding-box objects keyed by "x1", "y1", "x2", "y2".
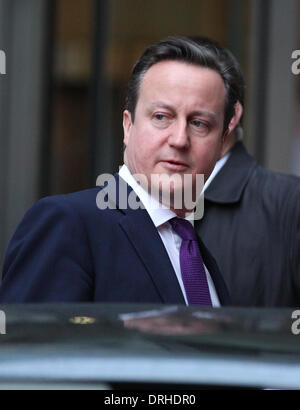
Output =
[
  {"x1": 205, "y1": 142, "x2": 257, "y2": 204},
  {"x1": 110, "y1": 174, "x2": 186, "y2": 304}
]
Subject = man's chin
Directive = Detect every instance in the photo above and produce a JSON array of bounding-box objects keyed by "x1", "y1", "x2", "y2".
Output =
[{"x1": 155, "y1": 184, "x2": 196, "y2": 211}]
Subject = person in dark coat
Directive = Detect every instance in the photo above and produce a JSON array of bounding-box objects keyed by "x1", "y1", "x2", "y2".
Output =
[
  {"x1": 189, "y1": 36, "x2": 300, "y2": 307},
  {"x1": 196, "y1": 119, "x2": 300, "y2": 307}
]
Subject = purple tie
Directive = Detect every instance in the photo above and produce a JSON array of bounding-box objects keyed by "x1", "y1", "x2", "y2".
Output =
[{"x1": 170, "y1": 217, "x2": 212, "y2": 306}]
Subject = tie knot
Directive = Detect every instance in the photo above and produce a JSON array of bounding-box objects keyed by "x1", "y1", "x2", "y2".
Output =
[{"x1": 169, "y1": 217, "x2": 197, "y2": 241}]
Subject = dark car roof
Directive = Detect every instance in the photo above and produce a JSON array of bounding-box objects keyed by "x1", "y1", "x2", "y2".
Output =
[{"x1": 0, "y1": 304, "x2": 299, "y2": 389}]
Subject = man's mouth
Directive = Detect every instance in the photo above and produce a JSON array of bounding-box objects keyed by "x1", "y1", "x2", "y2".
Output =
[{"x1": 160, "y1": 159, "x2": 189, "y2": 171}]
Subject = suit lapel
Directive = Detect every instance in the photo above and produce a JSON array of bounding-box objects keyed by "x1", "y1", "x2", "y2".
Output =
[
  {"x1": 119, "y1": 209, "x2": 186, "y2": 304},
  {"x1": 110, "y1": 174, "x2": 185, "y2": 305}
]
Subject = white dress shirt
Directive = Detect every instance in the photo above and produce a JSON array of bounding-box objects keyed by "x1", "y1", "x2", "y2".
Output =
[{"x1": 118, "y1": 165, "x2": 221, "y2": 307}]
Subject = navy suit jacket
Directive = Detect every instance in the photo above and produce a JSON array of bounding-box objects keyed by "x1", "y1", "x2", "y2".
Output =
[{"x1": 0, "y1": 175, "x2": 231, "y2": 305}]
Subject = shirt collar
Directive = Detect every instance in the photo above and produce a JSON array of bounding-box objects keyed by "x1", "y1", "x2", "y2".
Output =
[
  {"x1": 204, "y1": 151, "x2": 231, "y2": 192},
  {"x1": 119, "y1": 165, "x2": 194, "y2": 228}
]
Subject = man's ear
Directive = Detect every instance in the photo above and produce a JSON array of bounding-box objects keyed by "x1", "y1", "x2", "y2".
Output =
[
  {"x1": 227, "y1": 101, "x2": 243, "y2": 136},
  {"x1": 219, "y1": 101, "x2": 244, "y2": 159},
  {"x1": 123, "y1": 110, "x2": 133, "y2": 147}
]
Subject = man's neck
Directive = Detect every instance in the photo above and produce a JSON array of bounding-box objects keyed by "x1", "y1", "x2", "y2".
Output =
[{"x1": 203, "y1": 151, "x2": 231, "y2": 192}]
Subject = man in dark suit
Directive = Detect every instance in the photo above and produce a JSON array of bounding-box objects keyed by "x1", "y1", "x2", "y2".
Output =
[{"x1": 0, "y1": 36, "x2": 243, "y2": 305}]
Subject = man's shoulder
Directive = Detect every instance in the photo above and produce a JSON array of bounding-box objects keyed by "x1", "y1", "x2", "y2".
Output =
[
  {"x1": 36, "y1": 188, "x2": 101, "y2": 213},
  {"x1": 12, "y1": 186, "x2": 125, "y2": 249},
  {"x1": 253, "y1": 165, "x2": 300, "y2": 193},
  {"x1": 27, "y1": 186, "x2": 118, "y2": 228},
  {"x1": 249, "y1": 166, "x2": 300, "y2": 213}
]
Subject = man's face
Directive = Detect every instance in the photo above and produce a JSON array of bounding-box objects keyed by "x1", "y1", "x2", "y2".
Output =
[{"x1": 123, "y1": 60, "x2": 227, "y2": 212}]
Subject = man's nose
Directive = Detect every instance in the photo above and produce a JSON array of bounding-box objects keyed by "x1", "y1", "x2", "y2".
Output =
[{"x1": 168, "y1": 120, "x2": 190, "y2": 149}]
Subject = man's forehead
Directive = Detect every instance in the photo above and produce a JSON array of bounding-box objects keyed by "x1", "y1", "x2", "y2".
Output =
[
  {"x1": 139, "y1": 61, "x2": 225, "y2": 97},
  {"x1": 136, "y1": 61, "x2": 226, "y2": 117}
]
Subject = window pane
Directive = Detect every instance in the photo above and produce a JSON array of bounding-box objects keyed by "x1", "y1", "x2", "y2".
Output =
[{"x1": 49, "y1": 0, "x2": 93, "y2": 195}]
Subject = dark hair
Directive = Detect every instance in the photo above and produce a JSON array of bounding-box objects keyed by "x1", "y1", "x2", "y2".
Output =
[{"x1": 125, "y1": 36, "x2": 245, "y2": 135}]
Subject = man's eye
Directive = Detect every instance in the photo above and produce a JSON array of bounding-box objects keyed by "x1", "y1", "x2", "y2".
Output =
[
  {"x1": 191, "y1": 119, "x2": 206, "y2": 128},
  {"x1": 154, "y1": 114, "x2": 166, "y2": 121}
]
